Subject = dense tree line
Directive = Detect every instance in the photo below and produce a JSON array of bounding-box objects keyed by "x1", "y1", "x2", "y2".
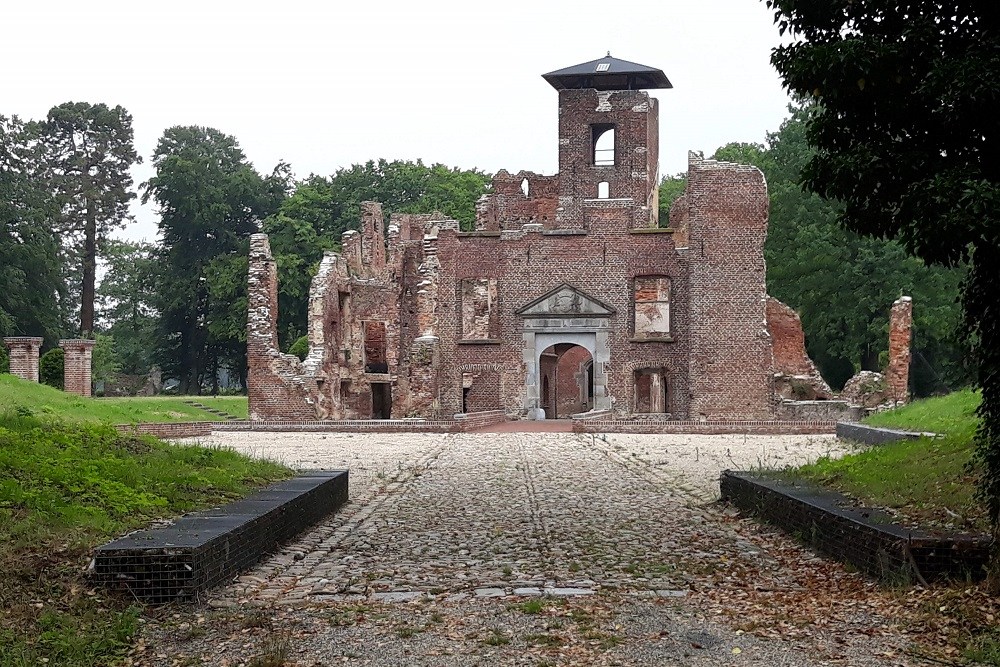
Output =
[
  {"x1": 761, "y1": 0, "x2": 1000, "y2": 560},
  {"x1": 659, "y1": 104, "x2": 968, "y2": 396},
  {"x1": 0, "y1": 107, "x2": 490, "y2": 392}
]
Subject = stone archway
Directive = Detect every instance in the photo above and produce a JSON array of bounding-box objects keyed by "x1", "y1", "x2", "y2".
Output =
[
  {"x1": 523, "y1": 331, "x2": 610, "y2": 419},
  {"x1": 538, "y1": 343, "x2": 594, "y2": 418},
  {"x1": 516, "y1": 283, "x2": 615, "y2": 420}
]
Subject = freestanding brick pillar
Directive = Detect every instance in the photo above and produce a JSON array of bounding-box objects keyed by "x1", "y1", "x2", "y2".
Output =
[
  {"x1": 886, "y1": 296, "x2": 913, "y2": 404},
  {"x1": 60, "y1": 339, "x2": 97, "y2": 397},
  {"x1": 3, "y1": 337, "x2": 43, "y2": 382}
]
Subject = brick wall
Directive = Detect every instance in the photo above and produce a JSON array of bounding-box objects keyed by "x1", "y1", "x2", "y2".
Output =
[
  {"x1": 573, "y1": 419, "x2": 835, "y2": 435},
  {"x1": 684, "y1": 154, "x2": 774, "y2": 419},
  {"x1": 3, "y1": 337, "x2": 42, "y2": 382},
  {"x1": 766, "y1": 297, "x2": 833, "y2": 400},
  {"x1": 886, "y1": 296, "x2": 913, "y2": 403},
  {"x1": 60, "y1": 339, "x2": 96, "y2": 397},
  {"x1": 247, "y1": 80, "x2": 792, "y2": 424},
  {"x1": 115, "y1": 422, "x2": 214, "y2": 438}
]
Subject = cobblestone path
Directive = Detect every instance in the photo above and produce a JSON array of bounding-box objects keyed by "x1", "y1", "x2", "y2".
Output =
[{"x1": 138, "y1": 432, "x2": 919, "y2": 666}]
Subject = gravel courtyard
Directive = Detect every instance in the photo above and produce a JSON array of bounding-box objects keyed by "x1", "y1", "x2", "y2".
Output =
[{"x1": 136, "y1": 431, "x2": 923, "y2": 666}]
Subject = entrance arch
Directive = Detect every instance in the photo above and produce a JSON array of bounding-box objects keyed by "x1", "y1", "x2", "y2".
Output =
[
  {"x1": 516, "y1": 283, "x2": 615, "y2": 419},
  {"x1": 538, "y1": 343, "x2": 594, "y2": 418},
  {"x1": 524, "y1": 330, "x2": 609, "y2": 420}
]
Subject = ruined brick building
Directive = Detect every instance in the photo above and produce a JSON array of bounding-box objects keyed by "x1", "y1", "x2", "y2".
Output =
[{"x1": 247, "y1": 55, "x2": 908, "y2": 422}]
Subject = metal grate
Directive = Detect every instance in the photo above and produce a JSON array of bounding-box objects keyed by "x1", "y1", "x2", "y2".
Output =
[{"x1": 92, "y1": 471, "x2": 348, "y2": 603}]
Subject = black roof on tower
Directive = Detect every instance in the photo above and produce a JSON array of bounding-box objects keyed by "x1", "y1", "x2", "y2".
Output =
[{"x1": 542, "y1": 54, "x2": 672, "y2": 91}]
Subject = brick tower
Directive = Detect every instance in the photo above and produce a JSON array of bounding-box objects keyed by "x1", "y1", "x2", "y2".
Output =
[{"x1": 543, "y1": 54, "x2": 670, "y2": 229}]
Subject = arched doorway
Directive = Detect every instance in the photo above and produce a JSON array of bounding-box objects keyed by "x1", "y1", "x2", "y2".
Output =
[{"x1": 538, "y1": 343, "x2": 594, "y2": 419}]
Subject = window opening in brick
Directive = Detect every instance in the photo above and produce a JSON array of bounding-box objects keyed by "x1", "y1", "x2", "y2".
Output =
[
  {"x1": 521, "y1": 178, "x2": 530, "y2": 197},
  {"x1": 633, "y1": 276, "x2": 671, "y2": 338},
  {"x1": 371, "y1": 382, "x2": 392, "y2": 419},
  {"x1": 597, "y1": 181, "x2": 610, "y2": 199},
  {"x1": 592, "y1": 124, "x2": 615, "y2": 166},
  {"x1": 363, "y1": 321, "x2": 388, "y2": 373},
  {"x1": 338, "y1": 291, "x2": 350, "y2": 343},
  {"x1": 540, "y1": 343, "x2": 594, "y2": 418},
  {"x1": 634, "y1": 368, "x2": 669, "y2": 414},
  {"x1": 461, "y1": 278, "x2": 498, "y2": 340}
]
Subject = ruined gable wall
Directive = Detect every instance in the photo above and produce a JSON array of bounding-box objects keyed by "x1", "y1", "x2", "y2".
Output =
[
  {"x1": 475, "y1": 171, "x2": 559, "y2": 231},
  {"x1": 247, "y1": 234, "x2": 324, "y2": 420},
  {"x1": 685, "y1": 154, "x2": 775, "y2": 419},
  {"x1": 766, "y1": 297, "x2": 834, "y2": 400}
]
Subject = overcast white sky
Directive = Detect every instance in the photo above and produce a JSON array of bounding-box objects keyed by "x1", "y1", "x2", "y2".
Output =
[{"x1": 2, "y1": 0, "x2": 791, "y2": 241}]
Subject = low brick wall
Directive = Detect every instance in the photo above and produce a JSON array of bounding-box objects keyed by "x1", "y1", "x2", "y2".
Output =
[
  {"x1": 836, "y1": 422, "x2": 927, "y2": 445},
  {"x1": 453, "y1": 410, "x2": 508, "y2": 431},
  {"x1": 720, "y1": 471, "x2": 990, "y2": 583},
  {"x1": 213, "y1": 419, "x2": 458, "y2": 433},
  {"x1": 93, "y1": 471, "x2": 349, "y2": 603},
  {"x1": 116, "y1": 422, "x2": 214, "y2": 438},
  {"x1": 572, "y1": 419, "x2": 836, "y2": 435}
]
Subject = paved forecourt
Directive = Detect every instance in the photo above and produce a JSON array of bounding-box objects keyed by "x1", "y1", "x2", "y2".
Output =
[{"x1": 142, "y1": 431, "x2": 917, "y2": 666}]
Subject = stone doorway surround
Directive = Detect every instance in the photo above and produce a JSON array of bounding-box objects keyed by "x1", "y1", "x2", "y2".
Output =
[{"x1": 516, "y1": 283, "x2": 614, "y2": 420}]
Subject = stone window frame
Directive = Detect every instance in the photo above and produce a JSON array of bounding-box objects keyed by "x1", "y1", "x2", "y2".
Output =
[
  {"x1": 457, "y1": 277, "x2": 501, "y2": 345},
  {"x1": 630, "y1": 275, "x2": 673, "y2": 342}
]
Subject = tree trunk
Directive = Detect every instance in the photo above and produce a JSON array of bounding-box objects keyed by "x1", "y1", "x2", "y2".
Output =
[
  {"x1": 860, "y1": 344, "x2": 880, "y2": 372},
  {"x1": 80, "y1": 199, "x2": 97, "y2": 337}
]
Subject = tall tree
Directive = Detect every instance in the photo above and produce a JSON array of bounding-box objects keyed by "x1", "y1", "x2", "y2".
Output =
[
  {"x1": 142, "y1": 126, "x2": 286, "y2": 393},
  {"x1": 657, "y1": 172, "x2": 687, "y2": 227},
  {"x1": 97, "y1": 240, "x2": 159, "y2": 376},
  {"x1": 0, "y1": 115, "x2": 64, "y2": 343},
  {"x1": 42, "y1": 102, "x2": 140, "y2": 337},
  {"x1": 764, "y1": 2, "x2": 1000, "y2": 547}
]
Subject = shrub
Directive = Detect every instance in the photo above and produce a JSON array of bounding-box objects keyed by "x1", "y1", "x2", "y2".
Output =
[
  {"x1": 288, "y1": 335, "x2": 309, "y2": 361},
  {"x1": 40, "y1": 347, "x2": 64, "y2": 390},
  {"x1": 0, "y1": 345, "x2": 8, "y2": 374}
]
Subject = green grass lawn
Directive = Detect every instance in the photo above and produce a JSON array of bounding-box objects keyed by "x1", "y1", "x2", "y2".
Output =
[
  {"x1": 0, "y1": 376, "x2": 289, "y2": 666},
  {"x1": 0, "y1": 374, "x2": 248, "y2": 423},
  {"x1": 796, "y1": 389, "x2": 985, "y2": 531}
]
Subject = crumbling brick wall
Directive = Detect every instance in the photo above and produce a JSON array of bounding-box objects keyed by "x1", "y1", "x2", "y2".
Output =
[
  {"x1": 248, "y1": 84, "x2": 792, "y2": 423},
  {"x1": 886, "y1": 296, "x2": 913, "y2": 403},
  {"x1": 766, "y1": 297, "x2": 834, "y2": 400},
  {"x1": 684, "y1": 153, "x2": 775, "y2": 419},
  {"x1": 247, "y1": 234, "x2": 324, "y2": 420}
]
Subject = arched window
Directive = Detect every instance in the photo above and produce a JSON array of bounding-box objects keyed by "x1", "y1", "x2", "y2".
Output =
[
  {"x1": 592, "y1": 124, "x2": 615, "y2": 166},
  {"x1": 521, "y1": 177, "x2": 530, "y2": 197},
  {"x1": 597, "y1": 181, "x2": 610, "y2": 199}
]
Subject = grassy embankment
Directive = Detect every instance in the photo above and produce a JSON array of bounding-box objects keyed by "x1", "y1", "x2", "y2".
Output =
[
  {"x1": 0, "y1": 375, "x2": 289, "y2": 667},
  {"x1": 796, "y1": 389, "x2": 985, "y2": 531},
  {"x1": 0, "y1": 374, "x2": 248, "y2": 422}
]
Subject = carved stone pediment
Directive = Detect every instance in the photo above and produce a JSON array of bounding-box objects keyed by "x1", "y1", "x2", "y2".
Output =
[{"x1": 516, "y1": 283, "x2": 616, "y2": 318}]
